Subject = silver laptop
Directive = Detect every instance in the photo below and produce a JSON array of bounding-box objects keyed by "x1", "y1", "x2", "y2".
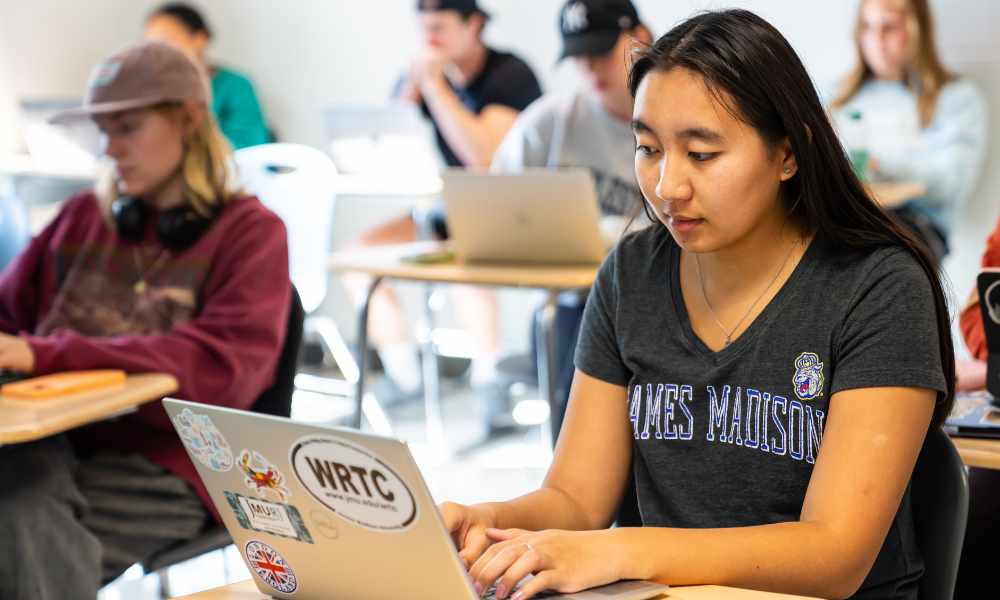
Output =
[
  {"x1": 19, "y1": 98, "x2": 101, "y2": 168},
  {"x1": 442, "y1": 169, "x2": 606, "y2": 265},
  {"x1": 322, "y1": 102, "x2": 440, "y2": 175},
  {"x1": 163, "y1": 399, "x2": 668, "y2": 600}
]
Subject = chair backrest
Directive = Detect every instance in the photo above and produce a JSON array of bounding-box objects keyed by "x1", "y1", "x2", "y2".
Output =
[
  {"x1": 234, "y1": 143, "x2": 337, "y2": 314},
  {"x1": 910, "y1": 427, "x2": 969, "y2": 599},
  {"x1": 251, "y1": 285, "x2": 305, "y2": 418}
]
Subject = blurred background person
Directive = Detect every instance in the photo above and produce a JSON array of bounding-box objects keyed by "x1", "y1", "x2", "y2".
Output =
[
  {"x1": 145, "y1": 2, "x2": 271, "y2": 149},
  {"x1": 828, "y1": 0, "x2": 988, "y2": 260}
]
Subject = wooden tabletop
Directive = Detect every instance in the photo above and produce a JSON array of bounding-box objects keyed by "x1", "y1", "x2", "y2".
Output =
[
  {"x1": 867, "y1": 181, "x2": 927, "y2": 208},
  {"x1": 952, "y1": 436, "x2": 1000, "y2": 470},
  {"x1": 330, "y1": 242, "x2": 598, "y2": 290},
  {"x1": 172, "y1": 580, "x2": 819, "y2": 599},
  {"x1": 0, "y1": 373, "x2": 178, "y2": 444}
]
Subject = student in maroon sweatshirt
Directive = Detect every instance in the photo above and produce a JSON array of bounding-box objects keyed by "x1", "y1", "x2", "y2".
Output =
[{"x1": 0, "y1": 41, "x2": 289, "y2": 598}]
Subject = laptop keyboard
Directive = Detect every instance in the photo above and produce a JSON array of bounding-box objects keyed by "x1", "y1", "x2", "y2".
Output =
[{"x1": 482, "y1": 583, "x2": 558, "y2": 599}]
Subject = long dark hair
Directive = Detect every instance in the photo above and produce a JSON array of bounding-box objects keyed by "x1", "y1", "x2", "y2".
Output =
[
  {"x1": 150, "y1": 3, "x2": 212, "y2": 39},
  {"x1": 628, "y1": 9, "x2": 954, "y2": 426}
]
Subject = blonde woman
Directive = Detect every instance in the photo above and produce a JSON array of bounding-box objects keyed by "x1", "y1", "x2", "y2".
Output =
[
  {"x1": 0, "y1": 42, "x2": 289, "y2": 597},
  {"x1": 829, "y1": 0, "x2": 988, "y2": 257}
]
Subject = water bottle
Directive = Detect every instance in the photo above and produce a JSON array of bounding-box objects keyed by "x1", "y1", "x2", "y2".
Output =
[{"x1": 841, "y1": 110, "x2": 870, "y2": 182}]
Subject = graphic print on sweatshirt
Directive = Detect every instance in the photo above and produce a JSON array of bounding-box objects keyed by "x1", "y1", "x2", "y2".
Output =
[
  {"x1": 628, "y1": 352, "x2": 827, "y2": 465},
  {"x1": 37, "y1": 243, "x2": 207, "y2": 337}
]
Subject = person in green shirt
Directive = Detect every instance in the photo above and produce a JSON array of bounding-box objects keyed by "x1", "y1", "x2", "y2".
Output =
[{"x1": 145, "y1": 2, "x2": 271, "y2": 149}]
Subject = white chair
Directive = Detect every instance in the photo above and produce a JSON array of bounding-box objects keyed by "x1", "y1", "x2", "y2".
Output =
[{"x1": 234, "y1": 143, "x2": 359, "y2": 391}]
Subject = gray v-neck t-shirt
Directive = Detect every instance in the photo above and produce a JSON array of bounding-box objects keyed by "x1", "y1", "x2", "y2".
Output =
[{"x1": 575, "y1": 225, "x2": 946, "y2": 599}]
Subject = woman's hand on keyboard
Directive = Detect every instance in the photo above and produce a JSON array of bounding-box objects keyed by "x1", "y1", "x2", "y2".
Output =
[
  {"x1": 469, "y1": 528, "x2": 623, "y2": 600},
  {"x1": 439, "y1": 501, "x2": 500, "y2": 569}
]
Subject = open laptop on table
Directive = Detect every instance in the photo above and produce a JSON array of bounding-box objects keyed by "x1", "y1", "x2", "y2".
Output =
[
  {"x1": 946, "y1": 270, "x2": 1000, "y2": 438},
  {"x1": 322, "y1": 102, "x2": 440, "y2": 175},
  {"x1": 164, "y1": 399, "x2": 668, "y2": 599},
  {"x1": 441, "y1": 169, "x2": 607, "y2": 265}
]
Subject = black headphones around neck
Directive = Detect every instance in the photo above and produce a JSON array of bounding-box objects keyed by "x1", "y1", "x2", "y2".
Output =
[{"x1": 111, "y1": 196, "x2": 219, "y2": 251}]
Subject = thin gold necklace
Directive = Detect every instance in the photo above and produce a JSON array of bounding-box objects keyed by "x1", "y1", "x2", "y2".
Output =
[
  {"x1": 694, "y1": 237, "x2": 801, "y2": 348},
  {"x1": 131, "y1": 247, "x2": 171, "y2": 294}
]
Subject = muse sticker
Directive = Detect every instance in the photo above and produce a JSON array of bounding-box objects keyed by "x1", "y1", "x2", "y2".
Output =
[
  {"x1": 289, "y1": 435, "x2": 418, "y2": 532},
  {"x1": 225, "y1": 491, "x2": 313, "y2": 544}
]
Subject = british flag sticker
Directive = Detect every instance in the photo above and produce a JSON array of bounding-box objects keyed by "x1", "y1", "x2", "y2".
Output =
[{"x1": 245, "y1": 540, "x2": 298, "y2": 595}]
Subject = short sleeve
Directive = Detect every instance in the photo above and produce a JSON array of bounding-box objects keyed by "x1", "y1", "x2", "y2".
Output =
[
  {"x1": 575, "y1": 246, "x2": 630, "y2": 386},
  {"x1": 830, "y1": 249, "x2": 947, "y2": 396},
  {"x1": 490, "y1": 98, "x2": 555, "y2": 171},
  {"x1": 480, "y1": 58, "x2": 542, "y2": 112}
]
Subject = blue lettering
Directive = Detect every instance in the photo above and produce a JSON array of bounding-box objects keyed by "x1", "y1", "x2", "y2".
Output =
[
  {"x1": 678, "y1": 385, "x2": 694, "y2": 441},
  {"x1": 805, "y1": 407, "x2": 826, "y2": 464},
  {"x1": 771, "y1": 396, "x2": 788, "y2": 456},
  {"x1": 789, "y1": 400, "x2": 805, "y2": 461},
  {"x1": 663, "y1": 384, "x2": 678, "y2": 440},
  {"x1": 707, "y1": 385, "x2": 730, "y2": 443},
  {"x1": 629, "y1": 385, "x2": 642, "y2": 440},
  {"x1": 744, "y1": 389, "x2": 762, "y2": 449},
  {"x1": 642, "y1": 384, "x2": 664, "y2": 440},
  {"x1": 728, "y1": 387, "x2": 744, "y2": 446},
  {"x1": 759, "y1": 393, "x2": 771, "y2": 452}
]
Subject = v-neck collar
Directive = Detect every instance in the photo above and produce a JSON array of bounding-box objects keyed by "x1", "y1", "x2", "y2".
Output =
[{"x1": 668, "y1": 235, "x2": 822, "y2": 364}]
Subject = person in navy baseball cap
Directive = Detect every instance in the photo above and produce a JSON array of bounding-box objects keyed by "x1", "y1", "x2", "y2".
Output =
[
  {"x1": 559, "y1": 0, "x2": 643, "y2": 60},
  {"x1": 417, "y1": 0, "x2": 490, "y2": 20},
  {"x1": 557, "y1": 0, "x2": 650, "y2": 122}
]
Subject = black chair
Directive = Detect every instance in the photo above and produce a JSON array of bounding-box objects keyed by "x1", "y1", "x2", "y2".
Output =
[
  {"x1": 608, "y1": 426, "x2": 970, "y2": 598},
  {"x1": 141, "y1": 285, "x2": 304, "y2": 596},
  {"x1": 910, "y1": 427, "x2": 969, "y2": 599}
]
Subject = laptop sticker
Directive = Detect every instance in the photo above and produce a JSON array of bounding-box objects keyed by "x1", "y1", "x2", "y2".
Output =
[
  {"x1": 245, "y1": 540, "x2": 298, "y2": 595},
  {"x1": 290, "y1": 435, "x2": 419, "y2": 532},
  {"x1": 309, "y1": 509, "x2": 340, "y2": 540},
  {"x1": 225, "y1": 491, "x2": 314, "y2": 544},
  {"x1": 171, "y1": 408, "x2": 234, "y2": 472},
  {"x1": 238, "y1": 449, "x2": 291, "y2": 501}
]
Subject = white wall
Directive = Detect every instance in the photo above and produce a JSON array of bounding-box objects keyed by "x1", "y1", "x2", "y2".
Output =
[
  {"x1": 0, "y1": 0, "x2": 859, "y2": 152},
  {"x1": 1, "y1": 0, "x2": 998, "y2": 351}
]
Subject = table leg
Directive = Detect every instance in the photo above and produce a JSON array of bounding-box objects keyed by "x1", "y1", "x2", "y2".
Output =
[
  {"x1": 420, "y1": 286, "x2": 446, "y2": 452},
  {"x1": 535, "y1": 291, "x2": 559, "y2": 449},
  {"x1": 353, "y1": 276, "x2": 383, "y2": 429}
]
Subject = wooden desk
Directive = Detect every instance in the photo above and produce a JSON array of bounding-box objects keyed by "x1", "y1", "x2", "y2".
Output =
[
  {"x1": 0, "y1": 372, "x2": 178, "y2": 444},
  {"x1": 172, "y1": 580, "x2": 819, "y2": 599},
  {"x1": 952, "y1": 437, "x2": 1000, "y2": 470},
  {"x1": 868, "y1": 181, "x2": 927, "y2": 209},
  {"x1": 330, "y1": 241, "x2": 598, "y2": 447}
]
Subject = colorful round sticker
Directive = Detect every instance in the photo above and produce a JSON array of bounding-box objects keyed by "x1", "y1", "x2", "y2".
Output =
[
  {"x1": 171, "y1": 408, "x2": 234, "y2": 472},
  {"x1": 245, "y1": 540, "x2": 298, "y2": 594}
]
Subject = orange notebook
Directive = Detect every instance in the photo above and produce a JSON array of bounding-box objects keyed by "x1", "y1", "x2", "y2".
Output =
[{"x1": 1, "y1": 369, "x2": 127, "y2": 399}]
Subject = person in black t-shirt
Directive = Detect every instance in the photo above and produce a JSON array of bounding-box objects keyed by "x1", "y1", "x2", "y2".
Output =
[
  {"x1": 399, "y1": 0, "x2": 542, "y2": 167},
  {"x1": 342, "y1": 0, "x2": 542, "y2": 400},
  {"x1": 439, "y1": 10, "x2": 955, "y2": 600}
]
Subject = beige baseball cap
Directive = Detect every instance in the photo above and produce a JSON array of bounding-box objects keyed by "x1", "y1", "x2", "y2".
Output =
[{"x1": 50, "y1": 41, "x2": 210, "y2": 123}]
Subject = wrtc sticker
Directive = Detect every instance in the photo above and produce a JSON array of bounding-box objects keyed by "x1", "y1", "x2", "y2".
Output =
[
  {"x1": 245, "y1": 540, "x2": 298, "y2": 594},
  {"x1": 290, "y1": 435, "x2": 418, "y2": 532},
  {"x1": 171, "y1": 408, "x2": 233, "y2": 472},
  {"x1": 225, "y1": 491, "x2": 314, "y2": 544}
]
